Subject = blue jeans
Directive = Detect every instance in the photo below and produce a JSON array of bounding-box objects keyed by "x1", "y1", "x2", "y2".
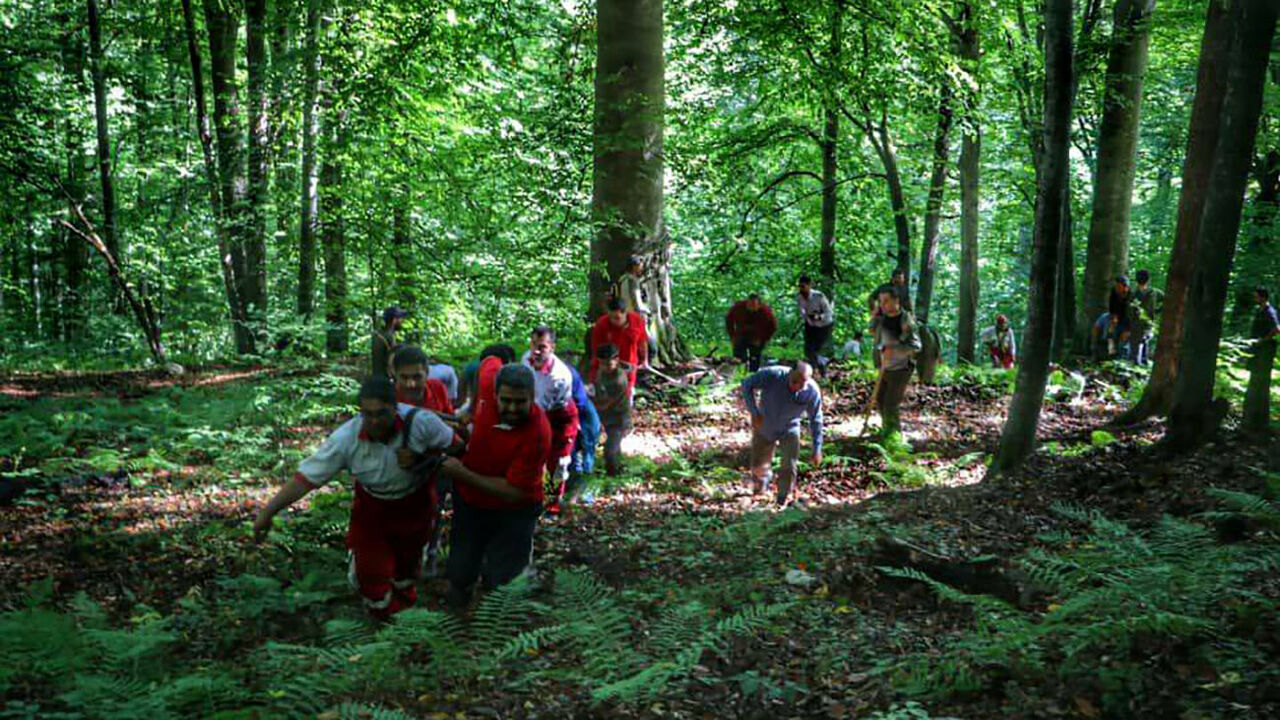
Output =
[{"x1": 572, "y1": 398, "x2": 601, "y2": 475}]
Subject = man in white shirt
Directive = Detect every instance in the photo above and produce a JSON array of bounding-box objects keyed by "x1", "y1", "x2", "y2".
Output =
[
  {"x1": 797, "y1": 275, "x2": 835, "y2": 374},
  {"x1": 521, "y1": 325, "x2": 580, "y2": 514},
  {"x1": 252, "y1": 376, "x2": 459, "y2": 619}
]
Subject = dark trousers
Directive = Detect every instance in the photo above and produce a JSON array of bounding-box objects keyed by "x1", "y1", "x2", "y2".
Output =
[
  {"x1": 803, "y1": 324, "x2": 833, "y2": 371},
  {"x1": 1244, "y1": 338, "x2": 1276, "y2": 433},
  {"x1": 875, "y1": 368, "x2": 913, "y2": 436},
  {"x1": 446, "y1": 494, "x2": 541, "y2": 594},
  {"x1": 733, "y1": 337, "x2": 767, "y2": 371},
  {"x1": 602, "y1": 418, "x2": 632, "y2": 474}
]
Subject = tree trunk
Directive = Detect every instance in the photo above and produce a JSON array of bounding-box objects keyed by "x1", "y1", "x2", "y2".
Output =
[
  {"x1": 818, "y1": 1, "x2": 842, "y2": 290},
  {"x1": 392, "y1": 196, "x2": 415, "y2": 310},
  {"x1": 205, "y1": 0, "x2": 257, "y2": 354},
  {"x1": 298, "y1": 0, "x2": 322, "y2": 318},
  {"x1": 956, "y1": 0, "x2": 980, "y2": 363},
  {"x1": 590, "y1": 0, "x2": 685, "y2": 362},
  {"x1": 245, "y1": 0, "x2": 271, "y2": 337},
  {"x1": 1165, "y1": 0, "x2": 1277, "y2": 449},
  {"x1": 1052, "y1": 192, "x2": 1076, "y2": 361},
  {"x1": 990, "y1": 0, "x2": 1073, "y2": 476},
  {"x1": 916, "y1": 85, "x2": 953, "y2": 326},
  {"x1": 61, "y1": 27, "x2": 89, "y2": 340},
  {"x1": 86, "y1": 0, "x2": 118, "y2": 263},
  {"x1": 320, "y1": 152, "x2": 347, "y2": 354},
  {"x1": 182, "y1": 0, "x2": 251, "y2": 353},
  {"x1": 1119, "y1": 0, "x2": 1232, "y2": 423},
  {"x1": 1243, "y1": 338, "x2": 1276, "y2": 435},
  {"x1": 1076, "y1": 0, "x2": 1157, "y2": 352}
]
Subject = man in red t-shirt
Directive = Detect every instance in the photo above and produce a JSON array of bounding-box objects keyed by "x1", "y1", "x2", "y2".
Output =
[
  {"x1": 589, "y1": 297, "x2": 649, "y2": 389},
  {"x1": 392, "y1": 346, "x2": 455, "y2": 415},
  {"x1": 725, "y1": 293, "x2": 777, "y2": 371},
  {"x1": 439, "y1": 360, "x2": 551, "y2": 607}
]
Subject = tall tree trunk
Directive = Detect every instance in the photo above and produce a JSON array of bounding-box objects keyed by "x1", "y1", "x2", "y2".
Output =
[
  {"x1": 205, "y1": 0, "x2": 257, "y2": 354},
  {"x1": 61, "y1": 27, "x2": 89, "y2": 340},
  {"x1": 991, "y1": 0, "x2": 1073, "y2": 476},
  {"x1": 298, "y1": 0, "x2": 322, "y2": 318},
  {"x1": 320, "y1": 135, "x2": 347, "y2": 354},
  {"x1": 1052, "y1": 192, "x2": 1076, "y2": 360},
  {"x1": 1076, "y1": 0, "x2": 1157, "y2": 352},
  {"x1": 590, "y1": 0, "x2": 685, "y2": 363},
  {"x1": 1118, "y1": 0, "x2": 1233, "y2": 423},
  {"x1": 1165, "y1": 0, "x2": 1277, "y2": 449},
  {"x1": 182, "y1": 0, "x2": 251, "y2": 353},
  {"x1": 916, "y1": 85, "x2": 953, "y2": 326},
  {"x1": 818, "y1": 0, "x2": 842, "y2": 290},
  {"x1": 86, "y1": 0, "x2": 118, "y2": 263},
  {"x1": 866, "y1": 118, "x2": 912, "y2": 276},
  {"x1": 956, "y1": 0, "x2": 981, "y2": 363},
  {"x1": 245, "y1": 0, "x2": 271, "y2": 338}
]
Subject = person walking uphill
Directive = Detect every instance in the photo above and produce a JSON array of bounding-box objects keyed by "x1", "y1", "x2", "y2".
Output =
[
  {"x1": 439, "y1": 361, "x2": 551, "y2": 608},
  {"x1": 797, "y1": 275, "x2": 835, "y2": 374},
  {"x1": 726, "y1": 293, "x2": 777, "y2": 371},
  {"x1": 870, "y1": 286, "x2": 922, "y2": 438},
  {"x1": 252, "y1": 376, "x2": 459, "y2": 619},
  {"x1": 372, "y1": 306, "x2": 409, "y2": 378},
  {"x1": 742, "y1": 362, "x2": 823, "y2": 506},
  {"x1": 589, "y1": 298, "x2": 649, "y2": 390},
  {"x1": 522, "y1": 326, "x2": 580, "y2": 515}
]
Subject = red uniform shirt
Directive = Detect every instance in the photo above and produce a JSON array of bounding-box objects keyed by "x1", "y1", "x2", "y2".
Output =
[
  {"x1": 725, "y1": 301, "x2": 778, "y2": 344},
  {"x1": 589, "y1": 311, "x2": 648, "y2": 387},
  {"x1": 397, "y1": 378, "x2": 454, "y2": 415},
  {"x1": 456, "y1": 357, "x2": 552, "y2": 510}
]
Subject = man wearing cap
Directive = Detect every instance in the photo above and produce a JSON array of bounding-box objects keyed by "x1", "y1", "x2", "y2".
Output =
[
  {"x1": 589, "y1": 298, "x2": 649, "y2": 390},
  {"x1": 742, "y1": 361, "x2": 823, "y2": 506},
  {"x1": 797, "y1": 275, "x2": 835, "y2": 374},
  {"x1": 372, "y1": 307, "x2": 408, "y2": 378},
  {"x1": 522, "y1": 326, "x2": 580, "y2": 514},
  {"x1": 725, "y1": 294, "x2": 778, "y2": 372},
  {"x1": 981, "y1": 314, "x2": 1017, "y2": 369}
]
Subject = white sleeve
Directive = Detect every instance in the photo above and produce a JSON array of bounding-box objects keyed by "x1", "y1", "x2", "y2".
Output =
[
  {"x1": 410, "y1": 410, "x2": 454, "y2": 452},
  {"x1": 297, "y1": 421, "x2": 355, "y2": 487}
]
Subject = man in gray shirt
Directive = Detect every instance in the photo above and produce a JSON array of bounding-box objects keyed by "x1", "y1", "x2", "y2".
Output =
[
  {"x1": 742, "y1": 362, "x2": 824, "y2": 506},
  {"x1": 869, "y1": 285, "x2": 922, "y2": 438}
]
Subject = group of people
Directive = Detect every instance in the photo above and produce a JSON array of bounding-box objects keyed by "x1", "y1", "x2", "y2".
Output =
[{"x1": 1089, "y1": 270, "x2": 1164, "y2": 364}]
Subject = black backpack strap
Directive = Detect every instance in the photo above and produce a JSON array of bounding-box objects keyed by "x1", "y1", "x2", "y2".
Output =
[
  {"x1": 401, "y1": 406, "x2": 447, "y2": 479},
  {"x1": 401, "y1": 407, "x2": 420, "y2": 450}
]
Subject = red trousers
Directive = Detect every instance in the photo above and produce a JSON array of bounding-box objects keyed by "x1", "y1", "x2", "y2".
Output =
[
  {"x1": 544, "y1": 401, "x2": 580, "y2": 476},
  {"x1": 346, "y1": 481, "x2": 435, "y2": 618},
  {"x1": 989, "y1": 347, "x2": 1014, "y2": 369}
]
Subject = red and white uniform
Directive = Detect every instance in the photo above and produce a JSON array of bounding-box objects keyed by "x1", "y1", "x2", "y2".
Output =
[
  {"x1": 589, "y1": 311, "x2": 649, "y2": 389},
  {"x1": 457, "y1": 356, "x2": 551, "y2": 510},
  {"x1": 295, "y1": 405, "x2": 452, "y2": 616}
]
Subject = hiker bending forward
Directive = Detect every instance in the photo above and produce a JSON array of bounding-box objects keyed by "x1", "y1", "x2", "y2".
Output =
[
  {"x1": 742, "y1": 362, "x2": 823, "y2": 506},
  {"x1": 870, "y1": 286, "x2": 922, "y2": 437},
  {"x1": 253, "y1": 376, "x2": 459, "y2": 619}
]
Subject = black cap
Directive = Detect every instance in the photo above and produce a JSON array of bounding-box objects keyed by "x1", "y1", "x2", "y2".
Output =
[
  {"x1": 1115, "y1": 275, "x2": 1130, "y2": 287},
  {"x1": 383, "y1": 306, "x2": 409, "y2": 323}
]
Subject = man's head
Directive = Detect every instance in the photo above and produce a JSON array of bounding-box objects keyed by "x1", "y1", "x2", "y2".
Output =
[
  {"x1": 1114, "y1": 275, "x2": 1130, "y2": 295},
  {"x1": 528, "y1": 326, "x2": 556, "y2": 369},
  {"x1": 392, "y1": 346, "x2": 429, "y2": 396},
  {"x1": 357, "y1": 376, "x2": 398, "y2": 441},
  {"x1": 382, "y1": 306, "x2": 409, "y2": 331},
  {"x1": 1135, "y1": 269, "x2": 1150, "y2": 288},
  {"x1": 495, "y1": 364, "x2": 536, "y2": 426},
  {"x1": 877, "y1": 285, "x2": 901, "y2": 316},
  {"x1": 1256, "y1": 286, "x2": 1270, "y2": 306},
  {"x1": 607, "y1": 297, "x2": 627, "y2": 327},
  {"x1": 798, "y1": 275, "x2": 812, "y2": 297},
  {"x1": 788, "y1": 361, "x2": 813, "y2": 392},
  {"x1": 596, "y1": 342, "x2": 620, "y2": 372},
  {"x1": 891, "y1": 268, "x2": 907, "y2": 286},
  {"x1": 479, "y1": 343, "x2": 517, "y2": 364},
  {"x1": 996, "y1": 314, "x2": 1008, "y2": 331},
  {"x1": 627, "y1": 257, "x2": 643, "y2": 276},
  {"x1": 746, "y1": 293, "x2": 762, "y2": 311}
]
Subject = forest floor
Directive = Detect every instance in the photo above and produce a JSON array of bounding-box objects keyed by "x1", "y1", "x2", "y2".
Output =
[{"x1": 1, "y1": 359, "x2": 1278, "y2": 720}]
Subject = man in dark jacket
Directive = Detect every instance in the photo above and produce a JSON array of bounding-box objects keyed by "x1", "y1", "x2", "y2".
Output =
[{"x1": 725, "y1": 294, "x2": 778, "y2": 371}]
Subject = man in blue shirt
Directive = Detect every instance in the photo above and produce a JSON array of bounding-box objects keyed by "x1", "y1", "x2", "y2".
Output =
[{"x1": 742, "y1": 362, "x2": 824, "y2": 506}]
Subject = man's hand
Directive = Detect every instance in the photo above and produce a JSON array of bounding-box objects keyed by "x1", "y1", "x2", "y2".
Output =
[
  {"x1": 750, "y1": 413, "x2": 763, "y2": 430},
  {"x1": 397, "y1": 448, "x2": 421, "y2": 469},
  {"x1": 252, "y1": 509, "x2": 274, "y2": 544},
  {"x1": 811, "y1": 452, "x2": 823, "y2": 466},
  {"x1": 440, "y1": 456, "x2": 465, "y2": 480}
]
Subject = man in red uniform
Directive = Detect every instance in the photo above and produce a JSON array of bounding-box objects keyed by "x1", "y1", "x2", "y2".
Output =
[
  {"x1": 440, "y1": 360, "x2": 551, "y2": 607},
  {"x1": 589, "y1": 297, "x2": 649, "y2": 389},
  {"x1": 725, "y1": 293, "x2": 778, "y2": 371},
  {"x1": 252, "y1": 376, "x2": 459, "y2": 619},
  {"x1": 393, "y1": 346, "x2": 454, "y2": 414}
]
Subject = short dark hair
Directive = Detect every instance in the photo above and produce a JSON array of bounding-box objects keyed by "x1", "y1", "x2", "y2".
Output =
[
  {"x1": 627, "y1": 256, "x2": 642, "y2": 268},
  {"x1": 892, "y1": 267, "x2": 907, "y2": 279},
  {"x1": 358, "y1": 376, "x2": 396, "y2": 405},
  {"x1": 531, "y1": 325, "x2": 556, "y2": 342},
  {"x1": 392, "y1": 345, "x2": 429, "y2": 371},
  {"x1": 596, "y1": 342, "x2": 619, "y2": 360},
  {"x1": 607, "y1": 297, "x2": 625, "y2": 312},
  {"x1": 479, "y1": 343, "x2": 516, "y2": 364},
  {"x1": 798, "y1": 274, "x2": 812, "y2": 285},
  {"x1": 1135, "y1": 269, "x2": 1150, "y2": 284},
  {"x1": 748, "y1": 293, "x2": 760, "y2": 301},
  {"x1": 1258, "y1": 287, "x2": 1271, "y2": 301},
  {"x1": 496, "y1": 364, "x2": 535, "y2": 394},
  {"x1": 1115, "y1": 275, "x2": 1130, "y2": 286},
  {"x1": 876, "y1": 283, "x2": 897, "y2": 298}
]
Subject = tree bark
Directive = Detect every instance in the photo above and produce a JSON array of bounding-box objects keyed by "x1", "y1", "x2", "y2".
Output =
[
  {"x1": 245, "y1": 0, "x2": 271, "y2": 336},
  {"x1": 916, "y1": 85, "x2": 953, "y2": 326},
  {"x1": 1165, "y1": 0, "x2": 1277, "y2": 449},
  {"x1": 1077, "y1": 0, "x2": 1157, "y2": 352},
  {"x1": 182, "y1": 0, "x2": 251, "y2": 353},
  {"x1": 61, "y1": 27, "x2": 89, "y2": 340},
  {"x1": 818, "y1": 0, "x2": 842, "y2": 290},
  {"x1": 991, "y1": 0, "x2": 1073, "y2": 476},
  {"x1": 1118, "y1": 0, "x2": 1233, "y2": 423},
  {"x1": 320, "y1": 131, "x2": 348, "y2": 354},
  {"x1": 86, "y1": 0, "x2": 118, "y2": 263},
  {"x1": 590, "y1": 0, "x2": 685, "y2": 363},
  {"x1": 1052, "y1": 192, "x2": 1076, "y2": 361},
  {"x1": 298, "y1": 0, "x2": 322, "y2": 319},
  {"x1": 956, "y1": 0, "x2": 980, "y2": 363}
]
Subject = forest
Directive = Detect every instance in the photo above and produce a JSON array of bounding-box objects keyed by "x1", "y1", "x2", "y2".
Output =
[{"x1": 1, "y1": 0, "x2": 1279, "y2": 717}]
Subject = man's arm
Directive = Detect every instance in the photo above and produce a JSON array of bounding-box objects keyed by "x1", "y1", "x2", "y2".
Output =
[
  {"x1": 741, "y1": 371, "x2": 763, "y2": 418},
  {"x1": 808, "y1": 393, "x2": 824, "y2": 462},
  {"x1": 637, "y1": 320, "x2": 650, "y2": 367},
  {"x1": 440, "y1": 458, "x2": 527, "y2": 502},
  {"x1": 253, "y1": 475, "x2": 315, "y2": 542}
]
